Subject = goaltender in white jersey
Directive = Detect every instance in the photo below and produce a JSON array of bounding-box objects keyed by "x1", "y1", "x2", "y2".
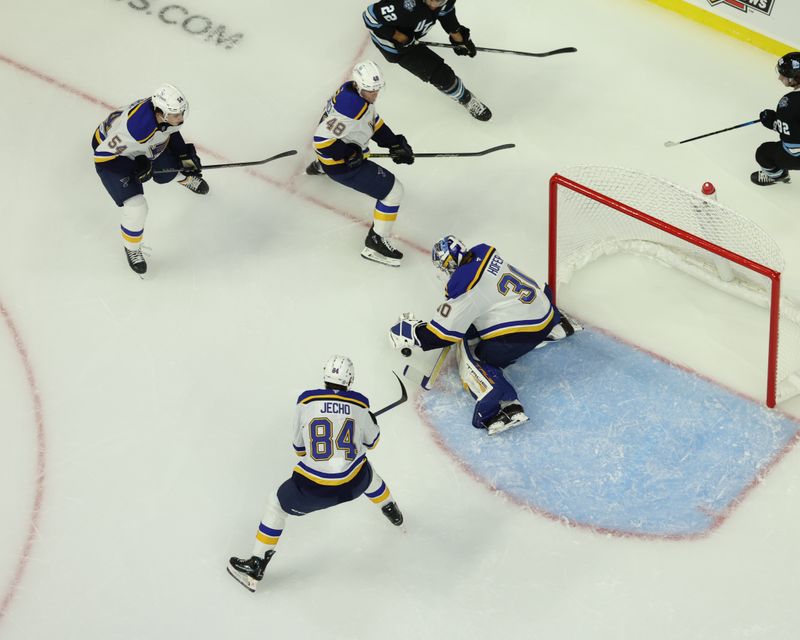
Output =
[{"x1": 390, "y1": 236, "x2": 581, "y2": 435}]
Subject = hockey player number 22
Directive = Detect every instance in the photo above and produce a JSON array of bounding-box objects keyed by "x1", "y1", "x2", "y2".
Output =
[{"x1": 308, "y1": 418, "x2": 357, "y2": 460}]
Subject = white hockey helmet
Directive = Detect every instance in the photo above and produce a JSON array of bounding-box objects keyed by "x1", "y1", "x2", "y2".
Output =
[
  {"x1": 352, "y1": 60, "x2": 385, "y2": 93},
  {"x1": 323, "y1": 355, "x2": 354, "y2": 389},
  {"x1": 151, "y1": 83, "x2": 189, "y2": 117},
  {"x1": 432, "y1": 235, "x2": 467, "y2": 276}
]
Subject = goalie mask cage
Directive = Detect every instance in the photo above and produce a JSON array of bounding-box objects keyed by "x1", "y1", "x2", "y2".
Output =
[{"x1": 548, "y1": 166, "x2": 800, "y2": 408}]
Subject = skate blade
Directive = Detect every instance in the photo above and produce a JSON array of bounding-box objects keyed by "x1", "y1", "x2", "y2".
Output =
[
  {"x1": 226, "y1": 566, "x2": 257, "y2": 592},
  {"x1": 360, "y1": 248, "x2": 401, "y2": 267},
  {"x1": 488, "y1": 413, "x2": 529, "y2": 436}
]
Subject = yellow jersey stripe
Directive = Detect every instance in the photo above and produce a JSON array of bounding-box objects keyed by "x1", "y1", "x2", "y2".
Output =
[
  {"x1": 427, "y1": 324, "x2": 461, "y2": 343},
  {"x1": 467, "y1": 247, "x2": 495, "y2": 292},
  {"x1": 299, "y1": 393, "x2": 369, "y2": 409},
  {"x1": 294, "y1": 459, "x2": 366, "y2": 486},
  {"x1": 353, "y1": 102, "x2": 368, "y2": 120}
]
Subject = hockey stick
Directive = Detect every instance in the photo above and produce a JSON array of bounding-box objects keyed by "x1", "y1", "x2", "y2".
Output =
[
  {"x1": 152, "y1": 149, "x2": 298, "y2": 174},
  {"x1": 663, "y1": 120, "x2": 758, "y2": 147},
  {"x1": 373, "y1": 372, "x2": 408, "y2": 417},
  {"x1": 420, "y1": 42, "x2": 577, "y2": 58},
  {"x1": 369, "y1": 143, "x2": 515, "y2": 159}
]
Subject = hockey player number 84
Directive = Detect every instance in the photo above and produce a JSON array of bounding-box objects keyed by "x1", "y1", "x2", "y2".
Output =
[{"x1": 309, "y1": 418, "x2": 357, "y2": 460}]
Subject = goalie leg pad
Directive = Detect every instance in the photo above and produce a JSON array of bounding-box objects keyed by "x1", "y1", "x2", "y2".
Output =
[{"x1": 456, "y1": 341, "x2": 518, "y2": 429}]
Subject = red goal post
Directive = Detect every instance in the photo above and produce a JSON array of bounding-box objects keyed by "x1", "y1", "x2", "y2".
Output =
[{"x1": 547, "y1": 167, "x2": 800, "y2": 408}]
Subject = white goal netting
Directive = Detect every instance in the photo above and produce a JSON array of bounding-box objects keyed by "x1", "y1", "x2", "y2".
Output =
[{"x1": 550, "y1": 166, "x2": 800, "y2": 406}]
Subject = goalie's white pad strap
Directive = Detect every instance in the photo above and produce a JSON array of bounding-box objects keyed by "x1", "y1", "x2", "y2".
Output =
[{"x1": 456, "y1": 340, "x2": 493, "y2": 400}]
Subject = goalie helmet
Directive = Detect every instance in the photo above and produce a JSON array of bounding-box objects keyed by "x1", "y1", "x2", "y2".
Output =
[
  {"x1": 432, "y1": 235, "x2": 466, "y2": 277},
  {"x1": 776, "y1": 52, "x2": 800, "y2": 79},
  {"x1": 352, "y1": 60, "x2": 385, "y2": 93},
  {"x1": 151, "y1": 83, "x2": 189, "y2": 117},
  {"x1": 323, "y1": 355, "x2": 354, "y2": 389}
]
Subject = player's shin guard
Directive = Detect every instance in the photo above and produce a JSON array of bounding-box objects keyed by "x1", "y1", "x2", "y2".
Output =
[
  {"x1": 372, "y1": 179, "x2": 403, "y2": 237},
  {"x1": 364, "y1": 469, "x2": 403, "y2": 526},
  {"x1": 251, "y1": 492, "x2": 288, "y2": 558},
  {"x1": 120, "y1": 195, "x2": 148, "y2": 251}
]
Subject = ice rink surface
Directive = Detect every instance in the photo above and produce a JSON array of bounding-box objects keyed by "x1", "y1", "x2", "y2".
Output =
[{"x1": 1, "y1": 1, "x2": 800, "y2": 638}]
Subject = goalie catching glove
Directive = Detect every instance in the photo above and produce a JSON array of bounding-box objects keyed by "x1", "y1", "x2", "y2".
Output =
[{"x1": 389, "y1": 312, "x2": 424, "y2": 350}]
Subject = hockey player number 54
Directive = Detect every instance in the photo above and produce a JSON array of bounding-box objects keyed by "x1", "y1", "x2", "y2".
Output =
[{"x1": 308, "y1": 418, "x2": 357, "y2": 461}]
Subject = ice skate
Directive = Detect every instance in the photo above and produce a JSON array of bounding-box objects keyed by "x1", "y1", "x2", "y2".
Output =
[
  {"x1": 124, "y1": 247, "x2": 147, "y2": 275},
  {"x1": 179, "y1": 174, "x2": 210, "y2": 194},
  {"x1": 458, "y1": 89, "x2": 492, "y2": 122},
  {"x1": 750, "y1": 168, "x2": 790, "y2": 186},
  {"x1": 381, "y1": 501, "x2": 404, "y2": 527},
  {"x1": 361, "y1": 225, "x2": 403, "y2": 267},
  {"x1": 305, "y1": 159, "x2": 325, "y2": 175},
  {"x1": 486, "y1": 402, "x2": 529, "y2": 436},
  {"x1": 227, "y1": 550, "x2": 274, "y2": 593}
]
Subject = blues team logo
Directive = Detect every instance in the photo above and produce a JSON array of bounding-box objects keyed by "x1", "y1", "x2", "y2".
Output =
[{"x1": 707, "y1": 0, "x2": 775, "y2": 15}]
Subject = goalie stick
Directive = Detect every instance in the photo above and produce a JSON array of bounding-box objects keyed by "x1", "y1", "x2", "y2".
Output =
[
  {"x1": 153, "y1": 149, "x2": 298, "y2": 175},
  {"x1": 372, "y1": 372, "x2": 408, "y2": 417}
]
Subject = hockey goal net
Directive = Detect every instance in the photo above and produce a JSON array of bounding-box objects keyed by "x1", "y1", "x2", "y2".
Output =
[{"x1": 548, "y1": 166, "x2": 800, "y2": 407}]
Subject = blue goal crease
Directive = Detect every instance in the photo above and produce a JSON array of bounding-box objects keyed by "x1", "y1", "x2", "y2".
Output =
[{"x1": 418, "y1": 330, "x2": 800, "y2": 538}]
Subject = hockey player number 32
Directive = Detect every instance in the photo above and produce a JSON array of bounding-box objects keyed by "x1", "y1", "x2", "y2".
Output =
[{"x1": 308, "y1": 418, "x2": 357, "y2": 461}]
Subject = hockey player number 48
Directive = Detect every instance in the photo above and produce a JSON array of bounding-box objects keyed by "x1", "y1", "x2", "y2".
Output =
[{"x1": 325, "y1": 118, "x2": 346, "y2": 137}]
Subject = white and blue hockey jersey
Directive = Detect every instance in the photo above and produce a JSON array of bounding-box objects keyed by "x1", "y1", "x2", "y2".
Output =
[
  {"x1": 93, "y1": 98, "x2": 183, "y2": 164},
  {"x1": 291, "y1": 388, "x2": 380, "y2": 486},
  {"x1": 312, "y1": 82, "x2": 399, "y2": 174},
  {"x1": 419, "y1": 244, "x2": 556, "y2": 347}
]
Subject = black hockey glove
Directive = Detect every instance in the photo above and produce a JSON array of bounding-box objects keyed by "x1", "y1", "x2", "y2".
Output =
[
  {"x1": 178, "y1": 143, "x2": 202, "y2": 175},
  {"x1": 450, "y1": 26, "x2": 476, "y2": 57},
  {"x1": 389, "y1": 135, "x2": 414, "y2": 165},
  {"x1": 759, "y1": 109, "x2": 777, "y2": 129},
  {"x1": 345, "y1": 144, "x2": 364, "y2": 171},
  {"x1": 395, "y1": 33, "x2": 416, "y2": 51},
  {"x1": 133, "y1": 155, "x2": 152, "y2": 183}
]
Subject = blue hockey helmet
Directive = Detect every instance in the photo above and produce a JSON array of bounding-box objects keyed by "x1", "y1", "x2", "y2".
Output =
[{"x1": 432, "y1": 235, "x2": 466, "y2": 276}]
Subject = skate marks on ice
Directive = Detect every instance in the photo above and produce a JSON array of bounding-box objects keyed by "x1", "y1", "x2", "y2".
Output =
[{"x1": 418, "y1": 330, "x2": 800, "y2": 538}]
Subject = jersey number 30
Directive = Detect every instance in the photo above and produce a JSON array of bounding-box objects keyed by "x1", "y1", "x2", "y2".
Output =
[
  {"x1": 308, "y1": 418, "x2": 357, "y2": 460},
  {"x1": 497, "y1": 271, "x2": 538, "y2": 304}
]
